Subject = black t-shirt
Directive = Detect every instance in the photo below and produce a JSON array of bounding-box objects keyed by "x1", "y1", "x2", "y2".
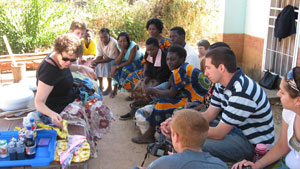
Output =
[
  {"x1": 36, "y1": 55, "x2": 75, "y2": 113},
  {"x1": 144, "y1": 50, "x2": 171, "y2": 83}
]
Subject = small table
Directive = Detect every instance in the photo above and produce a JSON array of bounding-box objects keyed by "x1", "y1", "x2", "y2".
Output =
[{"x1": 0, "y1": 118, "x2": 88, "y2": 169}]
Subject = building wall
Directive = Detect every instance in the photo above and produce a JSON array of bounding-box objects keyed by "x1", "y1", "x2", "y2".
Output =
[
  {"x1": 242, "y1": 35, "x2": 265, "y2": 80},
  {"x1": 223, "y1": 0, "x2": 246, "y2": 34},
  {"x1": 218, "y1": 0, "x2": 270, "y2": 80}
]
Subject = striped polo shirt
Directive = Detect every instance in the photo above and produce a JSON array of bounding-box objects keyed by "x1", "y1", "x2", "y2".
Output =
[{"x1": 210, "y1": 68, "x2": 275, "y2": 145}]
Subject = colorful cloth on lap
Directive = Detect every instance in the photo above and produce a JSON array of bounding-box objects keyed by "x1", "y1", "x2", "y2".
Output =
[
  {"x1": 123, "y1": 69, "x2": 143, "y2": 92},
  {"x1": 112, "y1": 59, "x2": 143, "y2": 92},
  {"x1": 147, "y1": 63, "x2": 210, "y2": 127}
]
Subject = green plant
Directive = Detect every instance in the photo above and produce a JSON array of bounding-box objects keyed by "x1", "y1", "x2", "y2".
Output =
[{"x1": 0, "y1": 0, "x2": 73, "y2": 55}]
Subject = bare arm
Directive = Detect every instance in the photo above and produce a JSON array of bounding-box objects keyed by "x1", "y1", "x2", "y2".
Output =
[
  {"x1": 208, "y1": 121, "x2": 234, "y2": 140},
  {"x1": 118, "y1": 45, "x2": 137, "y2": 68},
  {"x1": 232, "y1": 120, "x2": 290, "y2": 169},
  {"x1": 146, "y1": 86, "x2": 179, "y2": 98},
  {"x1": 253, "y1": 120, "x2": 290, "y2": 168},
  {"x1": 202, "y1": 105, "x2": 222, "y2": 123},
  {"x1": 69, "y1": 64, "x2": 96, "y2": 80},
  {"x1": 114, "y1": 45, "x2": 124, "y2": 65},
  {"x1": 34, "y1": 80, "x2": 63, "y2": 128}
]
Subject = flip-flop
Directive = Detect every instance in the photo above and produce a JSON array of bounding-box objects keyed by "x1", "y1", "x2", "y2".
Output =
[
  {"x1": 102, "y1": 89, "x2": 112, "y2": 96},
  {"x1": 109, "y1": 91, "x2": 117, "y2": 98},
  {"x1": 125, "y1": 96, "x2": 134, "y2": 101}
]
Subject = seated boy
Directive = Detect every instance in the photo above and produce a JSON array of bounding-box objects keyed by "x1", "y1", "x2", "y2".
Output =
[{"x1": 135, "y1": 109, "x2": 227, "y2": 169}]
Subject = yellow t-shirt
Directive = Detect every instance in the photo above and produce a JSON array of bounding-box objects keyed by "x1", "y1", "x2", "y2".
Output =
[{"x1": 82, "y1": 39, "x2": 96, "y2": 56}]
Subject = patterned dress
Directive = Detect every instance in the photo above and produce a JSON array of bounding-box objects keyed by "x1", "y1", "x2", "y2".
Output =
[
  {"x1": 123, "y1": 37, "x2": 171, "y2": 93},
  {"x1": 112, "y1": 41, "x2": 143, "y2": 92},
  {"x1": 146, "y1": 63, "x2": 211, "y2": 127}
]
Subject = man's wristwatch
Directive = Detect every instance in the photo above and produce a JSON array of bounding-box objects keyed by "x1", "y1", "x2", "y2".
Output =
[{"x1": 116, "y1": 65, "x2": 120, "y2": 69}]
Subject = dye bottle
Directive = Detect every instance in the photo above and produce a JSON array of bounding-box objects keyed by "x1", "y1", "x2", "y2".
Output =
[{"x1": 24, "y1": 126, "x2": 36, "y2": 159}]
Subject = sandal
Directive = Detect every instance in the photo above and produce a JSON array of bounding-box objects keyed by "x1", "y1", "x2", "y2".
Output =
[
  {"x1": 125, "y1": 96, "x2": 134, "y2": 101},
  {"x1": 102, "y1": 89, "x2": 112, "y2": 96},
  {"x1": 129, "y1": 100, "x2": 150, "y2": 109},
  {"x1": 109, "y1": 91, "x2": 117, "y2": 98}
]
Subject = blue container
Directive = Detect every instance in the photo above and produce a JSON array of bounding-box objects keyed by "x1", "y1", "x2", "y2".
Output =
[{"x1": 0, "y1": 130, "x2": 57, "y2": 167}]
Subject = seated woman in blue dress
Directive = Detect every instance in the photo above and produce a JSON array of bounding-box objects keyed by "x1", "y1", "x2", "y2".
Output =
[
  {"x1": 131, "y1": 45, "x2": 211, "y2": 144},
  {"x1": 109, "y1": 32, "x2": 143, "y2": 98}
]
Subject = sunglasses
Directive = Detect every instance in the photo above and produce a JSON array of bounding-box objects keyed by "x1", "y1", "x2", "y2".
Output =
[
  {"x1": 287, "y1": 66, "x2": 300, "y2": 93},
  {"x1": 61, "y1": 54, "x2": 77, "y2": 62}
]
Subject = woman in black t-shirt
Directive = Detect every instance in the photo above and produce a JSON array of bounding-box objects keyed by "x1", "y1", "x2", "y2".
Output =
[{"x1": 35, "y1": 33, "x2": 96, "y2": 128}]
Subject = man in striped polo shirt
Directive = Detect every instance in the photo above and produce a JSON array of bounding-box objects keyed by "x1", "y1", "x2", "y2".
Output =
[{"x1": 202, "y1": 47, "x2": 275, "y2": 162}]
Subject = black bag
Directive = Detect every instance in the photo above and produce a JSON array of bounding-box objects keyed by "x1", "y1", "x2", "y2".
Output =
[
  {"x1": 274, "y1": 5, "x2": 298, "y2": 41},
  {"x1": 259, "y1": 71, "x2": 279, "y2": 89}
]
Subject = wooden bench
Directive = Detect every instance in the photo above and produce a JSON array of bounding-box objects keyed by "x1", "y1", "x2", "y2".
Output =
[
  {"x1": 0, "y1": 117, "x2": 88, "y2": 169},
  {"x1": 0, "y1": 53, "x2": 49, "y2": 72}
]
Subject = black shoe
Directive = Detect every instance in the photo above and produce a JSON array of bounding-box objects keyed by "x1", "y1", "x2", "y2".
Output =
[
  {"x1": 102, "y1": 89, "x2": 112, "y2": 96},
  {"x1": 119, "y1": 112, "x2": 133, "y2": 120},
  {"x1": 131, "y1": 136, "x2": 155, "y2": 144}
]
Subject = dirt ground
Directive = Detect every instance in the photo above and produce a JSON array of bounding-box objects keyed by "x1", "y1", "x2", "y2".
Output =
[
  {"x1": 88, "y1": 92, "x2": 158, "y2": 169},
  {"x1": 0, "y1": 71, "x2": 283, "y2": 169},
  {"x1": 88, "y1": 92, "x2": 283, "y2": 169}
]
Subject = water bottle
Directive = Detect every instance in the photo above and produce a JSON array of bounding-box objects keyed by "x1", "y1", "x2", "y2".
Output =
[
  {"x1": 253, "y1": 144, "x2": 267, "y2": 162},
  {"x1": 7, "y1": 138, "x2": 17, "y2": 160},
  {"x1": 16, "y1": 139, "x2": 25, "y2": 160},
  {"x1": 24, "y1": 126, "x2": 36, "y2": 159}
]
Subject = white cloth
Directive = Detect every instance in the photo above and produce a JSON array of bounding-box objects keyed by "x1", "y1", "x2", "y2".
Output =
[
  {"x1": 95, "y1": 37, "x2": 117, "y2": 77},
  {"x1": 184, "y1": 44, "x2": 200, "y2": 69},
  {"x1": 97, "y1": 37, "x2": 117, "y2": 59},
  {"x1": 282, "y1": 109, "x2": 300, "y2": 169}
]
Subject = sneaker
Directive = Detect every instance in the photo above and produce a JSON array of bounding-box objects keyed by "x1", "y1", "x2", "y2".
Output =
[{"x1": 119, "y1": 112, "x2": 133, "y2": 120}]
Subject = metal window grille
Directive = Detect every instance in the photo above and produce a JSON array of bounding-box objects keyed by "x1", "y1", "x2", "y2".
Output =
[{"x1": 263, "y1": 0, "x2": 300, "y2": 76}]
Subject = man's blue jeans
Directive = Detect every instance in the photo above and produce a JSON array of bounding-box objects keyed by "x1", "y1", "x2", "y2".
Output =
[{"x1": 203, "y1": 120, "x2": 254, "y2": 162}]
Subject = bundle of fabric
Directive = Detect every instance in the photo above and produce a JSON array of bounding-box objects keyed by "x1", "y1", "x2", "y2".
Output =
[{"x1": 60, "y1": 100, "x2": 114, "y2": 158}]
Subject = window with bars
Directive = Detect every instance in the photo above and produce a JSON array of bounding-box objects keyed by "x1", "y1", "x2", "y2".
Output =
[{"x1": 263, "y1": 0, "x2": 300, "y2": 76}]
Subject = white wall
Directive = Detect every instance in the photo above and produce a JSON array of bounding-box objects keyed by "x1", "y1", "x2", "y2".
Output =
[
  {"x1": 244, "y1": 0, "x2": 271, "y2": 38},
  {"x1": 223, "y1": 0, "x2": 247, "y2": 34}
]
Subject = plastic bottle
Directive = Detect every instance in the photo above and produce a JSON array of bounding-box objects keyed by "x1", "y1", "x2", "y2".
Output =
[
  {"x1": 7, "y1": 138, "x2": 17, "y2": 160},
  {"x1": 0, "y1": 140, "x2": 8, "y2": 158},
  {"x1": 24, "y1": 126, "x2": 36, "y2": 159},
  {"x1": 30, "y1": 118, "x2": 37, "y2": 131},
  {"x1": 16, "y1": 139, "x2": 25, "y2": 160},
  {"x1": 253, "y1": 144, "x2": 267, "y2": 162},
  {"x1": 30, "y1": 118, "x2": 37, "y2": 140}
]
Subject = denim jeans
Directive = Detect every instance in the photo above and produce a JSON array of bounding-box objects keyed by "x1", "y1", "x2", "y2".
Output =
[{"x1": 203, "y1": 120, "x2": 254, "y2": 162}]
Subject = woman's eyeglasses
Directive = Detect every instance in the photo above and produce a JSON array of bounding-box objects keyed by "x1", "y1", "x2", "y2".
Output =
[
  {"x1": 61, "y1": 54, "x2": 77, "y2": 62},
  {"x1": 287, "y1": 66, "x2": 300, "y2": 93}
]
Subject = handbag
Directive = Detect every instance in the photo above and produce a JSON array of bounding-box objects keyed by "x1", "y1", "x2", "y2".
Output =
[{"x1": 259, "y1": 71, "x2": 279, "y2": 89}]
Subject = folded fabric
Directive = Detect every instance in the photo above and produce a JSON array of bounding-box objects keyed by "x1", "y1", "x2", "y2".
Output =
[
  {"x1": 37, "y1": 120, "x2": 68, "y2": 139},
  {"x1": 54, "y1": 139, "x2": 90, "y2": 163},
  {"x1": 60, "y1": 135, "x2": 87, "y2": 169}
]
